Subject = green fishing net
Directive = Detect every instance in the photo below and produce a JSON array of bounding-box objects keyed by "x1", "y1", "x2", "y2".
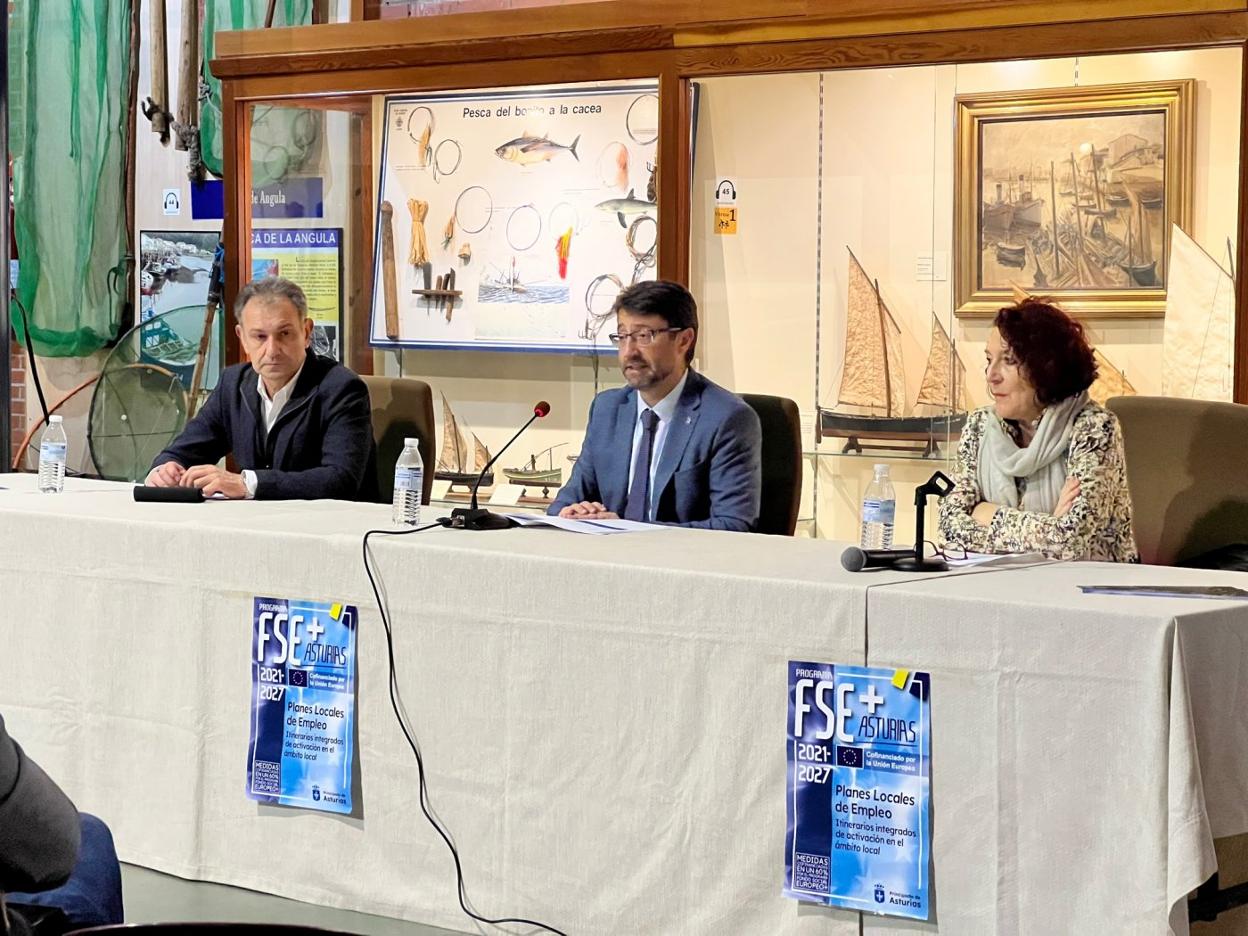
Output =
[
  {"x1": 9, "y1": 0, "x2": 132, "y2": 357},
  {"x1": 201, "y1": 0, "x2": 315, "y2": 183}
]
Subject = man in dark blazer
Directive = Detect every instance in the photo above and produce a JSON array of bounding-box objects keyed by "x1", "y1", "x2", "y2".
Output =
[
  {"x1": 146, "y1": 276, "x2": 377, "y2": 501},
  {"x1": 550, "y1": 280, "x2": 761, "y2": 531}
]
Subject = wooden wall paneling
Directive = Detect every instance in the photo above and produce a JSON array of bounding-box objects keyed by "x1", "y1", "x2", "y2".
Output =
[
  {"x1": 212, "y1": 27, "x2": 674, "y2": 80},
  {"x1": 227, "y1": 50, "x2": 671, "y2": 102},
  {"x1": 213, "y1": 0, "x2": 1244, "y2": 70},
  {"x1": 656, "y1": 67, "x2": 691, "y2": 285},
  {"x1": 674, "y1": 11, "x2": 1248, "y2": 77},
  {"x1": 348, "y1": 109, "x2": 375, "y2": 376},
  {"x1": 675, "y1": 0, "x2": 1246, "y2": 49},
  {"x1": 213, "y1": 0, "x2": 803, "y2": 63},
  {"x1": 223, "y1": 88, "x2": 253, "y2": 367}
]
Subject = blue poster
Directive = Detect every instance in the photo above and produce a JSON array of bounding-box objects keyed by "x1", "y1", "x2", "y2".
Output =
[
  {"x1": 785, "y1": 662, "x2": 931, "y2": 920},
  {"x1": 247, "y1": 597, "x2": 358, "y2": 814}
]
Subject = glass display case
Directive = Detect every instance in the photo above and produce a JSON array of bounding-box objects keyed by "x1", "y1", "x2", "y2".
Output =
[
  {"x1": 212, "y1": 1, "x2": 1247, "y2": 540},
  {"x1": 689, "y1": 47, "x2": 1241, "y2": 541}
]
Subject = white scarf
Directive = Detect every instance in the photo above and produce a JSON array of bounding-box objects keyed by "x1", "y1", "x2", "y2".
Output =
[{"x1": 977, "y1": 392, "x2": 1089, "y2": 514}]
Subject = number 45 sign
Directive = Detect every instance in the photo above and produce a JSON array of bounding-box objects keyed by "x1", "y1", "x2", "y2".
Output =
[{"x1": 715, "y1": 178, "x2": 738, "y2": 235}]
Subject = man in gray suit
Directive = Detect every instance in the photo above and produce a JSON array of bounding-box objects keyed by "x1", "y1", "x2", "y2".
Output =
[{"x1": 551, "y1": 280, "x2": 761, "y2": 531}]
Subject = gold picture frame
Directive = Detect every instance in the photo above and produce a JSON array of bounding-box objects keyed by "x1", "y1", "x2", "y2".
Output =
[{"x1": 954, "y1": 79, "x2": 1194, "y2": 319}]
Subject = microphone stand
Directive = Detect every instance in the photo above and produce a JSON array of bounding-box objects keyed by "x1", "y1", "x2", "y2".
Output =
[
  {"x1": 893, "y1": 471, "x2": 954, "y2": 573},
  {"x1": 449, "y1": 407, "x2": 547, "y2": 531}
]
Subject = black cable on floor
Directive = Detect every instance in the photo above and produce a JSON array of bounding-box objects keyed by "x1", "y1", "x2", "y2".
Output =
[{"x1": 362, "y1": 521, "x2": 569, "y2": 936}]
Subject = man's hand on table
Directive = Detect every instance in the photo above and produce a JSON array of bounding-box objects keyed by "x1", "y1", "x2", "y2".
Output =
[
  {"x1": 559, "y1": 501, "x2": 620, "y2": 521},
  {"x1": 179, "y1": 465, "x2": 249, "y2": 499},
  {"x1": 144, "y1": 462, "x2": 185, "y2": 488}
]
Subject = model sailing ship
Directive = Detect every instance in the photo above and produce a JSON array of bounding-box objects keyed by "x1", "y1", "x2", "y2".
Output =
[
  {"x1": 435, "y1": 393, "x2": 493, "y2": 491},
  {"x1": 503, "y1": 443, "x2": 566, "y2": 498},
  {"x1": 818, "y1": 249, "x2": 968, "y2": 456},
  {"x1": 1087, "y1": 349, "x2": 1137, "y2": 407},
  {"x1": 1161, "y1": 224, "x2": 1234, "y2": 401}
]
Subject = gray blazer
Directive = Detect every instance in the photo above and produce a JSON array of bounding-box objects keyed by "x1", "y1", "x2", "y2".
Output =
[{"x1": 0, "y1": 715, "x2": 80, "y2": 892}]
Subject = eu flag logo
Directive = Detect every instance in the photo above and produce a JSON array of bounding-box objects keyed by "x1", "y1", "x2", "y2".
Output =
[
  {"x1": 289, "y1": 669, "x2": 308, "y2": 687},
  {"x1": 836, "y1": 746, "x2": 862, "y2": 768}
]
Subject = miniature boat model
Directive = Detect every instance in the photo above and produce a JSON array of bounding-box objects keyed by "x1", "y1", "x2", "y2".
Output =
[
  {"x1": 503, "y1": 443, "x2": 567, "y2": 497},
  {"x1": 435, "y1": 393, "x2": 493, "y2": 488},
  {"x1": 818, "y1": 248, "x2": 968, "y2": 456}
]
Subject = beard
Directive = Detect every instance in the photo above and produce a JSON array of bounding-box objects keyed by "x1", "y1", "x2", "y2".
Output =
[{"x1": 621, "y1": 357, "x2": 669, "y2": 389}]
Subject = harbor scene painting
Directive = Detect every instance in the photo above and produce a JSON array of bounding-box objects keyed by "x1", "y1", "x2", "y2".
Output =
[
  {"x1": 956, "y1": 81, "x2": 1192, "y2": 317},
  {"x1": 979, "y1": 111, "x2": 1167, "y2": 292}
]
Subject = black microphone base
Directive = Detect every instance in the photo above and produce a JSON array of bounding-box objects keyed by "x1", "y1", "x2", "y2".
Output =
[
  {"x1": 449, "y1": 507, "x2": 515, "y2": 531},
  {"x1": 892, "y1": 555, "x2": 949, "y2": 573}
]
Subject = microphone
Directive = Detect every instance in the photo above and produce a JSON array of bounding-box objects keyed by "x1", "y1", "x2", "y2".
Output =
[
  {"x1": 449, "y1": 401, "x2": 551, "y2": 531},
  {"x1": 841, "y1": 546, "x2": 916, "y2": 573},
  {"x1": 893, "y1": 471, "x2": 955, "y2": 573}
]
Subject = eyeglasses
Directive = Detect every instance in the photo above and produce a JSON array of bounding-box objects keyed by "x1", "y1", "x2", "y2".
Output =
[
  {"x1": 608, "y1": 327, "x2": 682, "y2": 347},
  {"x1": 920, "y1": 540, "x2": 968, "y2": 562}
]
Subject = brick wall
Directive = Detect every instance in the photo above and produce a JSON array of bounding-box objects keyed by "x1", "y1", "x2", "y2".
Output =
[{"x1": 9, "y1": 344, "x2": 25, "y2": 467}]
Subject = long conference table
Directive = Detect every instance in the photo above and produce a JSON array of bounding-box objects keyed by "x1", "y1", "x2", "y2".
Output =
[{"x1": 1, "y1": 474, "x2": 1245, "y2": 935}]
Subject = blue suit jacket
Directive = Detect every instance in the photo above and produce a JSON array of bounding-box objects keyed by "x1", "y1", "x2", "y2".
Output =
[{"x1": 549, "y1": 369, "x2": 762, "y2": 531}]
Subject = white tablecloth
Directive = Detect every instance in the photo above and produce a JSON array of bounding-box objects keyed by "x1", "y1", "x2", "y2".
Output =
[
  {"x1": 865, "y1": 563, "x2": 1248, "y2": 936},
  {"x1": 0, "y1": 474, "x2": 1243, "y2": 935}
]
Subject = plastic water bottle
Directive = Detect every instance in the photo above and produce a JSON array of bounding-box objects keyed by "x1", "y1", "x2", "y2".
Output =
[
  {"x1": 38, "y1": 416, "x2": 68, "y2": 494},
  {"x1": 860, "y1": 463, "x2": 896, "y2": 549},
  {"x1": 392, "y1": 437, "x2": 424, "y2": 526}
]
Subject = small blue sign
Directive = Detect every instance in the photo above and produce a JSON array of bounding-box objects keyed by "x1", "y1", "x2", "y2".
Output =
[
  {"x1": 246, "y1": 596, "x2": 358, "y2": 814},
  {"x1": 252, "y1": 178, "x2": 324, "y2": 219},
  {"x1": 785, "y1": 662, "x2": 932, "y2": 921},
  {"x1": 190, "y1": 180, "x2": 225, "y2": 221}
]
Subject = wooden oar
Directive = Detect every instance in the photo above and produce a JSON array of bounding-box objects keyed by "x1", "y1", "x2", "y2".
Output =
[
  {"x1": 174, "y1": 0, "x2": 199, "y2": 152},
  {"x1": 379, "y1": 201, "x2": 400, "y2": 339},
  {"x1": 141, "y1": 0, "x2": 171, "y2": 144}
]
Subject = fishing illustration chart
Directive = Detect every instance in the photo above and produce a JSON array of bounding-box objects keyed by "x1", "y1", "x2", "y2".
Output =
[{"x1": 370, "y1": 81, "x2": 659, "y2": 352}]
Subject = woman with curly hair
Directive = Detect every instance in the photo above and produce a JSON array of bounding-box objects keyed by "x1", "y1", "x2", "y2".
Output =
[{"x1": 938, "y1": 299, "x2": 1137, "y2": 561}]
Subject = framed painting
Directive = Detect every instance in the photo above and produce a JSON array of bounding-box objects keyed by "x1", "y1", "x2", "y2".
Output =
[{"x1": 955, "y1": 80, "x2": 1193, "y2": 318}]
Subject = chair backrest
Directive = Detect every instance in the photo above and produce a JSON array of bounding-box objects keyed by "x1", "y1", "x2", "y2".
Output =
[
  {"x1": 361, "y1": 375, "x2": 436, "y2": 506},
  {"x1": 1106, "y1": 395, "x2": 1248, "y2": 566},
  {"x1": 740, "y1": 393, "x2": 802, "y2": 536}
]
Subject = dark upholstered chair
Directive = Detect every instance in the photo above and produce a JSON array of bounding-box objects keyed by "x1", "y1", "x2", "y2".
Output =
[
  {"x1": 741, "y1": 393, "x2": 802, "y2": 536},
  {"x1": 361, "y1": 375, "x2": 436, "y2": 506},
  {"x1": 1106, "y1": 395, "x2": 1248, "y2": 566}
]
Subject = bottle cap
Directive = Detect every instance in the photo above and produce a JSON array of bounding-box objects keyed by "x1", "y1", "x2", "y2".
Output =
[
  {"x1": 404, "y1": 437, "x2": 419, "y2": 447},
  {"x1": 874, "y1": 463, "x2": 888, "y2": 472},
  {"x1": 49, "y1": 415, "x2": 63, "y2": 424}
]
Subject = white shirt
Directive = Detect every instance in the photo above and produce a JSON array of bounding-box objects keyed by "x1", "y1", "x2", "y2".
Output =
[
  {"x1": 626, "y1": 370, "x2": 688, "y2": 521},
  {"x1": 242, "y1": 361, "x2": 306, "y2": 498}
]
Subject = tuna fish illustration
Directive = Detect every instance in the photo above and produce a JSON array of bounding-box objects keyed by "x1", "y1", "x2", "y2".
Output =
[{"x1": 494, "y1": 133, "x2": 580, "y2": 166}]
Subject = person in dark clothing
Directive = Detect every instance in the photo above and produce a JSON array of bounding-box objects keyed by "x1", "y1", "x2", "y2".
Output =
[
  {"x1": 1, "y1": 715, "x2": 123, "y2": 933},
  {"x1": 146, "y1": 276, "x2": 378, "y2": 501},
  {"x1": 0, "y1": 715, "x2": 79, "y2": 892}
]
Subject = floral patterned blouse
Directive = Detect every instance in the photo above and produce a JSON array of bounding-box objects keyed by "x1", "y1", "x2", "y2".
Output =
[{"x1": 938, "y1": 403, "x2": 1138, "y2": 562}]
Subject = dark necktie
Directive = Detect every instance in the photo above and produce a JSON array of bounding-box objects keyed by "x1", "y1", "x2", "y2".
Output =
[{"x1": 624, "y1": 408, "x2": 659, "y2": 522}]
